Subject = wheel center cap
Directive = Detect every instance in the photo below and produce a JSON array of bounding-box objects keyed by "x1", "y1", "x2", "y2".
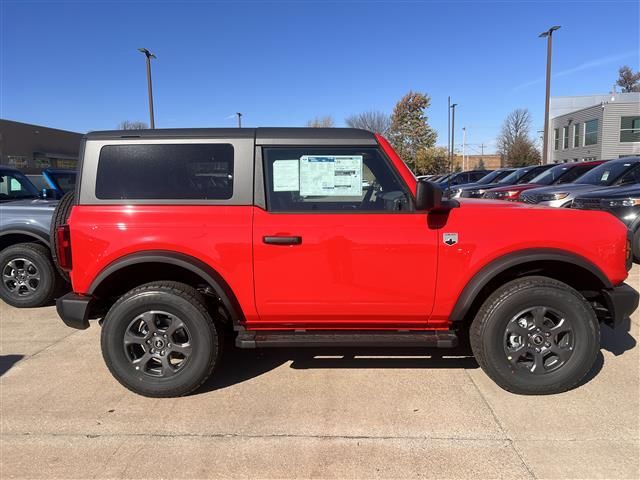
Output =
[
  {"x1": 153, "y1": 338, "x2": 165, "y2": 349},
  {"x1": 531, "y1": 334, "x2": 544, "y2": 346}
]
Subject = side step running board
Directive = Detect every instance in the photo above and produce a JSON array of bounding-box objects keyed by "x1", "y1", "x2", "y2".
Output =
[{"x1": 236, "y1": 330, "x2": 458, "y2": 349}]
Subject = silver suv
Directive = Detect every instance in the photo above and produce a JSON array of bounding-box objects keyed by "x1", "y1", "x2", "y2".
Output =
[{"x1": 520, "y1": 157, "x2": 640, "y2": 207}]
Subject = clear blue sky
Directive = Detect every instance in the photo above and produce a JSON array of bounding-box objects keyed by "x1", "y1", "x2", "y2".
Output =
[{"x1": 1, "y1": 0, "x2": 638, "y2": 154}]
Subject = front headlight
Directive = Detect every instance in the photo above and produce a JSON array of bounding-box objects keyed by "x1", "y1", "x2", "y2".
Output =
[
  {"x1": 451, "y1": 188, "x2": 463, "y2": 198},
  {"x1": 540, "y1": 192, "x2": 569, "y2": 201},
  {"x1": 601, "y1": 198, "x2": 640, "y2": 208},
  {"x1": 497, "y1": 190, "x2": 520, "y2": 199}
]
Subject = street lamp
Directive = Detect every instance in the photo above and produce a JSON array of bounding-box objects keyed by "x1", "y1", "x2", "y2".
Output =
[
  {"x1": 236, "y1": 112, "x2": 243, "y2": 128},
  {"x1": 539, "y1": 25, "x2": 561, "y2": 164},
  {"x1": 450, "y1": 103, "x2": 458, "y2": 172},
  {"x1": 138, "y1": 48, "x2": 156, "y2": 129}
]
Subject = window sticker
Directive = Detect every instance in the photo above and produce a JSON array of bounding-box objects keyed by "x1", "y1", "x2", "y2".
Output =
[
  {"x1": 299, "y1": 155, "x2": 363, "y2": 196},
  {"x1": 601, "y1": 171, "x2": 610, "y2": 181},
  {"x1": 273, "y1": 159, "x2": 299, "y2": 192}
]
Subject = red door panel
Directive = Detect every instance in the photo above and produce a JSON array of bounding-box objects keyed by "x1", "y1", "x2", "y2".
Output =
[{"x1": 252, "y1": 208, "x2": 438, "y2": 329}]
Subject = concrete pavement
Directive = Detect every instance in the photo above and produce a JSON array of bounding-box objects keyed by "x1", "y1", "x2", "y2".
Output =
[{"x1": 1, "y1": 268, "x2": 638, "y2": 479}]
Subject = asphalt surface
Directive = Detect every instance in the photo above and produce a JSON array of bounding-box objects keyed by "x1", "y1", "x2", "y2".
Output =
[{"x1": 1, "y1": 268, "x2": 639, "y2": 479}]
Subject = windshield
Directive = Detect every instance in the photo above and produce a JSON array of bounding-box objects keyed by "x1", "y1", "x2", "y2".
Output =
[
  {"x1": 497, "y1": 168, "x2": 528, "y2": 185},
  {"x1": 26, "y1": 174, "x2": 49, "y2": 191},
  {"x1": 0, "y1": 171, "x2": 39, "y2": 201},
  {"x1": 574, "y1": 161, "x2": 638, "y2": 186},
  {"x1": 528, "y1": 164, "x2": 588, "y2": 186},
  {"x1": 476, "y1": 169, "x2": 514, "y2": 185},
  {"x1": 46, "y1": 171, "x2": 77, "y2": 193}
]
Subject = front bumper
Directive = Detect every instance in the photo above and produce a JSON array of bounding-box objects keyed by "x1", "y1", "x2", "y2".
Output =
[
  {"x1": 602, "y1": 283, "x2": 639, "y2": 329},
  {"x1": 56, "y1": 293, "x2": 93, "y2": 330}
]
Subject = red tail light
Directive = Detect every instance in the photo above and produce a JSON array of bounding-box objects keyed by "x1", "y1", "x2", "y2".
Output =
[{"x1": 56, "y1": 225, "x2": 72, "y2": 271}]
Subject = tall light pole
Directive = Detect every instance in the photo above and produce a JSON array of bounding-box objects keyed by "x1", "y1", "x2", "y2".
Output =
[
  {"x1": 450, "y1": 103, "x2": 458, "y2": 171},
  {"x1": 447, "y1": 96, "x2": 451, "y2": 172},
  {"x1": 236, "y1": 112, "x2": 243, "y2": 128},
  {"x1": 539, "y1": 26, "x2": 561, "y2": 164},
  {"x1": 462, "y1": 127, "x2": 466, "y2": 171},
  {"x1": 138, "y1": 48, "x2": 156, "y2": 129}
]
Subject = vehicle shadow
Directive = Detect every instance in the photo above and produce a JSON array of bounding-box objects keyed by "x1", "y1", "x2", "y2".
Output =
[
  {"x1": 600, "y1": 318, "x2": 636, "y2": 356},
  {"x1": 0, "y1": 354, "x2": 24, "y2": 377},
  {"x1": 196, "y1": 322, "x2": 637, "y2": 395},
  {"x1": 197, "y1": 341, "x2": 477, "y2": 394}
]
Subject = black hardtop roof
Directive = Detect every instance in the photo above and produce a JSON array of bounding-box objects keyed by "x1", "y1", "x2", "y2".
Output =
[{"x1": 84, "y1": 127, "x2": 378, "y2": 145}]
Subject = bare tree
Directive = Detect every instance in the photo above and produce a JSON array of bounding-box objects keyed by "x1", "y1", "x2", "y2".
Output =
[
  {"x1": 118, "y1": 120, "x2": 149, "y2": 130},
  {"x1": 306, "y1": 116, "x2": 334, "y2": 128},
  {"x1": 616, "y1": 65, "x2": 640, "y2": 93},
  {"x1": 345, "y1": 111, "x2": 390, "y2": 134},
  {"x1": 497, "y1": 109, "x2": 541, "y2": 166}
]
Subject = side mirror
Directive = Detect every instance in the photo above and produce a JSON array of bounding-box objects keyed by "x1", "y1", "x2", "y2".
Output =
[
  {"x1": 39, "y1": 188, "x2": 57, "y2": 200},
  {"x1": 415, "y1": 180, "x2": 443, "y2": 211}
]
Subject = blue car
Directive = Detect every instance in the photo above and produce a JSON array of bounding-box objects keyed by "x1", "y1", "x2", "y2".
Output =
[{"x1": 27, "y1": 168, "x2": 76, "y2": 199}]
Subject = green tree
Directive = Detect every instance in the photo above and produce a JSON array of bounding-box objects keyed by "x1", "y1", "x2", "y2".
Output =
[
  {"x1": 616, "y1": 65, "x2": 640, "y2": 93},
  {"x1": 414, "y1": 146, "x2": 449, "y2": 175},
  {"x1": 388, "y1": 91, "x2": 437, "y2": 172},
  {"x1": 497, "y1": 109, "x2": 541, "y2": 166}
]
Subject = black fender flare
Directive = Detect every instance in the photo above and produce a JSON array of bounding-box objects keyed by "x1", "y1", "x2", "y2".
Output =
[
  {"x1": 449, "y1": 248, "x2": 612, "y2": 322},
  {"x1": 0, "y1": 229, "x2": 50, "y2": 248},
  {"x1": 88, "y1": 250, "x2": 245, "y2": 325}
]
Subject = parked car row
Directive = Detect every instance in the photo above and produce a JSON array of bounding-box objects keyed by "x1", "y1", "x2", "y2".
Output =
[
  {"x1": 438, "y1": 157, "x2": 640, "y2": 261},
  {"x1": 0, "y1": 166, "x2": 76, "y2": 307}
]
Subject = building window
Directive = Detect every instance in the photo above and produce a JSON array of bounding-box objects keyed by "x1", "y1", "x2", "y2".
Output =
[
  {"x1": 7, "y1": 156, "x2": 27, "y2": 168},
  {"x1": 35, "y1": 157, "x2": 51, "y2": 168},
  {"x1": 620, "y1": 116, "x2": 640, "y2": 142},
  {"x1": 563, "y1": 127, "x2": 569, "y2": 149},
  {"x1": 584, "y1": 119, "x2": 598, "y2": 146},
  {"x1": 554, "y1": 128, "x2": 560, "y2": 150},
  {"x1": 573, "y1": 123, "x2": 581, "y2": 148}
]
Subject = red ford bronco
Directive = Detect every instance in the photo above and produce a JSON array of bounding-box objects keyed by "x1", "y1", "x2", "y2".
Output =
[{"x1": 54, "y1": 128, "x2": 638, "y2": 397}]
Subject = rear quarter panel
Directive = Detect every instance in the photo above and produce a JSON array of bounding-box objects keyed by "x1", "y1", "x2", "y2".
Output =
[{"x1": 68, "y1": 205, "x2": 257, "y2": 322}]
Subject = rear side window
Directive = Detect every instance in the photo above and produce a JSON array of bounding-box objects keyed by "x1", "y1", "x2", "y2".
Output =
[{"x1": 96, "y1": 144, "x2": 233, "y2": 200}]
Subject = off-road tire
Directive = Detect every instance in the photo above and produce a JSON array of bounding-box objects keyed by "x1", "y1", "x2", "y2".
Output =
[
  {"x1": 101, "y1": 281, "x2": 220, "y2": 397},
  {"x1": 50, "y1": 191, "x2": 75, "y2": 281},
  {"x1": 470, "y1": 276, "x2": 599, "y2": 395},
  {"x1": 0, "y1": 243, "x2": 59, "y2": 308}
]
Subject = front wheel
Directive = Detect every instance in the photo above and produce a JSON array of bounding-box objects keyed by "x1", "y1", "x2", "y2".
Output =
[
  {"x1": 470, "y1": 276, "x2": 599, "y2": 395},
  {"x1": 101, "y1": 281, "x2": 220, "y2": 397}
]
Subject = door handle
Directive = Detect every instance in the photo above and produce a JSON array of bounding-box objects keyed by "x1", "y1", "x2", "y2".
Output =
[{"x1": 263, "y1": 236, "x2": 302, "y2": 245}]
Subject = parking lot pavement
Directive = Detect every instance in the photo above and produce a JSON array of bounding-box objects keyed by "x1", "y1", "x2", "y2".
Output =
[{"x1": 1, "y1": 270, "x2": 638, "y2": 479}]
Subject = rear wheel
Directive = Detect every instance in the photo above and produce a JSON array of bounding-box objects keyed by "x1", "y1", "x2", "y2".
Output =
[
  {"x1": 632, "y1": 227, "x2": 640, "y2": 264},
  {"x1": 0, "y1": 243, "x2": 59, "y2": 308},
  {"x1": 470, "y1": 276, "x2": 599, "y2": 395},
  {"x1": 101, "y1": 281, "x2": 220, "y2": 397},
  {"x1": 50, "y1": 191, "x2": 75, "y2": 281}
]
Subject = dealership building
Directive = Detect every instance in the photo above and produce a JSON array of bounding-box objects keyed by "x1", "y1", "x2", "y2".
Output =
[
  {"x1": 546, "y1": 92, "x2": 640, "y2": 163},
  {"x1": 0, "y1": 119, "x2": 82, "y2": 174}
]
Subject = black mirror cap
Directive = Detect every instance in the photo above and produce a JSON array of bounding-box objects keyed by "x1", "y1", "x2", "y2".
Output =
[
  {"x1": 416, "y1": 180, "x2": 443, "y2": 211},
  {"x1": 39, "y1": 188, "x2": 58, "y2": 200}
]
